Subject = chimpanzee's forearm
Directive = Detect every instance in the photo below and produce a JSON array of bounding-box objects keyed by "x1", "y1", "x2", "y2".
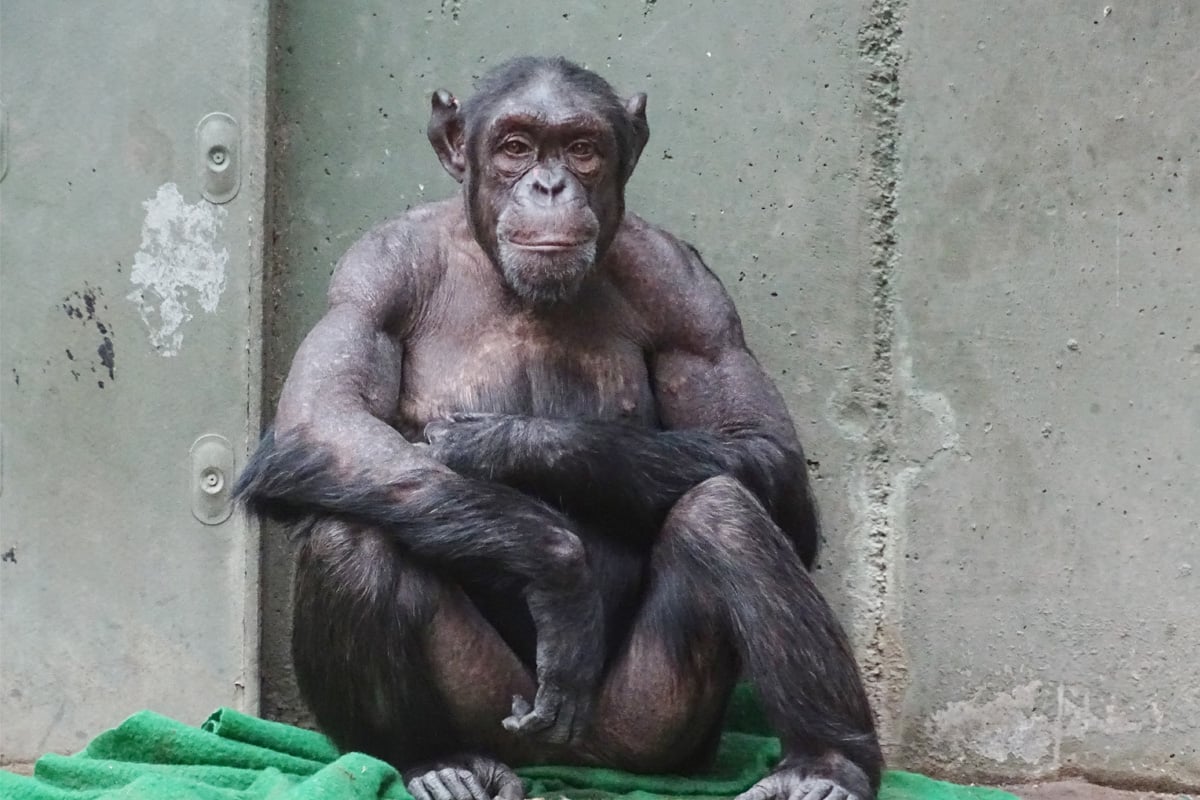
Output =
[
  {"x1": 431, "y1": 416, "x2": 813, "y2": 539},
  {"x1": 506, "y1": 419, "x2": 726, "y2": 527},
  {"x1": 236, "y1": 427, "x2": 585, "y2": 583},
  {"x1": 234, "y1": 427, "x2": 607, "y2": 703}
]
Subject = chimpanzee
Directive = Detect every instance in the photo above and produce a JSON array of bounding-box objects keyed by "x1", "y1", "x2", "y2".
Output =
[{"x1": 236, "y1": 56, "x2": 882, "y2": 800}]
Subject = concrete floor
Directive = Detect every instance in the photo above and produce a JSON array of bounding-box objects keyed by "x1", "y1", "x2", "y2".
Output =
[{"x1": 1005, "y1": 781, "x2": 1190, "y2": 800}]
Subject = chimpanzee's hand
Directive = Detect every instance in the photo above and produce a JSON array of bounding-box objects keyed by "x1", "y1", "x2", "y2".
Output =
[
  {"x1": 424, "y1": 412, "x2": 507, "y2": 443},
  {"x1": 423, "y1": 413, "x2": 511, "y2": 473},
  {"x1": 433, "y1": 411, "x2": 507, "y2": 429},
  {"x1": 424, "y1": 412, "x2": 559, "y2": 482},
  {"x1": 500, "y1": 681, "x2": 593, "y2": 745}
]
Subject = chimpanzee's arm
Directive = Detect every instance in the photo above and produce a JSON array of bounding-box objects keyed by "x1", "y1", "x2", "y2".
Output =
[
  {"x1": 235, "y1": 301, "x2": 574, "y2": 552},
  {"x1": 427, "y1": 415, "x2": 791, "y2": 530},
  {"x1": 427, "y1": 240, "x2": 818, "y2": 565},
  {"x1": 234, "y1": 228, "x2": 550, "y2": 546},
  {"x1": 649, "y1": 334, "x2": 819, "y2": 567},
  {"x1": 232, "y1": 222, "x2": 603, "y2": 743}
]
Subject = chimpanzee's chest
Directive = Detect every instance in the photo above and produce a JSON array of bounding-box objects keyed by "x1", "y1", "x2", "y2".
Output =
[{"x1": 394, "y1": 307, "x2": 658, "y2": 440}]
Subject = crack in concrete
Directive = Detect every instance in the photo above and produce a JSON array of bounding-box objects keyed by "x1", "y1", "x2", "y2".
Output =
[{"x1": 857, "y1": 0, "x2": 908, "y2": 748}]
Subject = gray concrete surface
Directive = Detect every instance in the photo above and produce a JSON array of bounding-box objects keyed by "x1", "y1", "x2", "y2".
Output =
[
  {"x1": 1006, "y1": 782, "x2": 1189, "y2": 800},
  {"x1": 1, "y1": 0, "x2": 1196, "y2": 792},
  {"x1": 0, "y1": 0, "x2": 267, "y2": 764},
  {"x1": 888, "y1": 1, "x2": 1200, "y2": 790}
]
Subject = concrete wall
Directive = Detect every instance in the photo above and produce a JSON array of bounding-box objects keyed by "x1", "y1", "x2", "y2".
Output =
[
  {"x1": 262, "y1": 1, "x2": 1200, "y2": 790},
  {"x1": 0, "y1": 0, "x2": 267, "y2": 765},
  {"x1": 890, "y1": 2, "x2": 1200, "y2": 789}
]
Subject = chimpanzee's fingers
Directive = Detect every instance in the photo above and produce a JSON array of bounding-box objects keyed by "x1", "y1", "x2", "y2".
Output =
[
  {"x1": 436, "y1": 768, "x2": 475, "y2": 800},
  {"x1": 448, "y1": 412, "x2": 502, "y2": 424},
  {"x1": 501, "y1": 706, "x2": 553, "y2": 734},
  {"x1": 501, "y1": 695, "x2": 540, "y2": 733},
  {"x1": 416, "y1": 773, "x2": 454, "y2": 800},
  {"x1": 510, "y1": 695, "x2": 532, "y2": 717},
  {"x1": 543, "y1": 698, "x2": 577, "y2": 744},
  {"x1": 458, "y1": 771, "x2": 491, "y2": 800},
  {"x1": 494, "y1": 770, "x2": 526, "y2": 800},
  {"x1": 798, "y1": 781, "x2": 840, "y2": 800},
  {"x1": 407, "y1": 777, "x2": 435, "y2": 800},
  {"x1": 733, "y1": 777, "x2": 776, "y2": 800},
  {"x1": 423, "y1": 419, "x2": 452, "y2": 444}
]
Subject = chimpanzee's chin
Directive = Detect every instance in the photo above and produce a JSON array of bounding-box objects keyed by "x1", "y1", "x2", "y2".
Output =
[{"x1": 498, "y1": 242, "x2": 597, "y2": 306}]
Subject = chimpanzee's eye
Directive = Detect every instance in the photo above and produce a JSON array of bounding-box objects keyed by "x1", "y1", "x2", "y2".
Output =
[
  {"x1": 568, "y1": 141, "x2": 596, "y2": 159},
  {"x1": 502, "y1": 139, "x2": 533, "y2": 157}
]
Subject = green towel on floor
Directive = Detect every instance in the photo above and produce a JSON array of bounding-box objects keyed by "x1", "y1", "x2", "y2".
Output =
[{"x1": 0, "y1": 687, "x2": 1016, "y2": 800}]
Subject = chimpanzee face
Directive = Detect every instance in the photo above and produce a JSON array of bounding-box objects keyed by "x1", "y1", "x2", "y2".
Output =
[
  {"x1": 469, "y1": 82, "x2": 617, "y2": 305},
  {"x1": 429, "y1": 69, "x2": 647, "y2": 306}
]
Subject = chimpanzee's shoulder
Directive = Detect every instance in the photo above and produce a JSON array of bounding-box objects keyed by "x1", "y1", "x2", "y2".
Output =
[
  {"x1": 609, "y1": 214, "x2": 736, "y2": 328},
  {"x1": 327, "y1": 199, "x2": 462, "y2": 309}
]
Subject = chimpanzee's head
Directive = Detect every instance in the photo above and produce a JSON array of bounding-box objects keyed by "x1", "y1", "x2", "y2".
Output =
[{"x1": 428, "y1": 57, "x2": 649, "y2": 306}]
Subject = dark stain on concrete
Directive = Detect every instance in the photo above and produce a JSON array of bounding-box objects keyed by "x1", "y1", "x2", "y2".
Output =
[
  {"x1": 61, "y1": 284, "x2": 115, "y2": 385},
  {"x1": 98, "y1": 337, "x2": 115, "y2": 380},
  {"x1": 1, "y1": 548, "x2": 16, "y2": 564}
]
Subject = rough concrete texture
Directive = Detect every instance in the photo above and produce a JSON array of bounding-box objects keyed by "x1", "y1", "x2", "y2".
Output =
[
  {"x1": 0, "y1": 0, "x2": 267, "y2": 763},
  {"x1": 260, "y1": 0, "x2": 1200, "y2": 792},
  {"x1": 890, "y1": 0, "x2": 1200, "y2": 792},
  {"x1": 1006, "y1": 781, "x2": 1189, "y2": 800}
]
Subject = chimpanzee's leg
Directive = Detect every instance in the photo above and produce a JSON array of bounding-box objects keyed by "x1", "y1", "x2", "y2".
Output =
[
  {"x1": 289, "y1": 516, "x2": 533, "y2": 800},
  {"x1": 288, "y1": 478, "x2": 879, "y2": 800},
  {"x1": 581, "y1": 475, "x2": 881, "y2": 800}
]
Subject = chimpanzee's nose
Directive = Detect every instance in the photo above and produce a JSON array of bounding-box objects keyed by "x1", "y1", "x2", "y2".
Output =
[{"x1": 531, "y1": 168, "x2": 567, "y2": 199}]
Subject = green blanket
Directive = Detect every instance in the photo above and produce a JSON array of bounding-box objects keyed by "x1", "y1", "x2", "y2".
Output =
[{"x1": 1, "y1": 688, "x2": 1015, "y2": 800}]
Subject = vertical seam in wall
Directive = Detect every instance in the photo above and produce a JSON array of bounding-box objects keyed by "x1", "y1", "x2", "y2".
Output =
[
  {"x1": 262, "y1": 0, "x2": 286, "y2": 420},
  {"x1": 858, "y1": 0, "x2": 906, "y2": 742},
  {"x1": 239, "y1": 0, "x2": 272, "y2": 716},
  {"x1": 257, "y1": 0, "x2": 308, "y2": 725}
]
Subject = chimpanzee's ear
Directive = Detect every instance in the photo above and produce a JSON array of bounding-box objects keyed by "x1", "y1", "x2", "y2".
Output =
[
  {"x1": 623, "y1": 92, "x2": 650, "y2": 180},
  {"x1": 427, "y1": 89, "x2": 467, "y2": 183}
]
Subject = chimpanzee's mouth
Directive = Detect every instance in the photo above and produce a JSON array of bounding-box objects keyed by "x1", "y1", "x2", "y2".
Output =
[{"x1": 506, "y1": 238, "x2": 590, "y2": 252}]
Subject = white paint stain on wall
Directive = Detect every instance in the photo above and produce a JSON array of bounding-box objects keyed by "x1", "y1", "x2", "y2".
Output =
[
  {"x1": 928, "y1": 680, "x2": 1147, "y2": 768},
  {"x1": 127, "y1": 183, "x2": 228, "y2": 356},
  {"x1": 930, "y1": 681, "x2": 1056, "y2": 765}
]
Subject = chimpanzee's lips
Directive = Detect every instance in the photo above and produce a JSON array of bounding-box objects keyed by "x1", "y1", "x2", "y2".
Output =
[{"x1": 504, "y1": 237, "x2": 591, "y2": 252}]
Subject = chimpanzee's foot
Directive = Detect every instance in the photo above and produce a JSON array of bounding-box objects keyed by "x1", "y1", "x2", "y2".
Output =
[
  {"x1": 733, "y1": 754, "x2": 873, "y2": 800},
  {"x1": 404, "y1": 754, "x2": 525, "y2": 800},
  {"x1": 736, "y1": 776, "x2": 857, "y2": 800}
]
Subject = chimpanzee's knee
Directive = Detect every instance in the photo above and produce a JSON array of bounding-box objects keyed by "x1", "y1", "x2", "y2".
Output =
[
  {"x1": 668, "y1": 474, "x2": 763, "y2": 525},
  {"x1": 661, "y1": 474, "x2": 789, "y2": 564}
]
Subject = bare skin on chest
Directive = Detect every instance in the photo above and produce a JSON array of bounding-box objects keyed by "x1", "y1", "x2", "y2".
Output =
[{"x1": 396, "y1": 258, "x2": 657, "y2": 440}]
